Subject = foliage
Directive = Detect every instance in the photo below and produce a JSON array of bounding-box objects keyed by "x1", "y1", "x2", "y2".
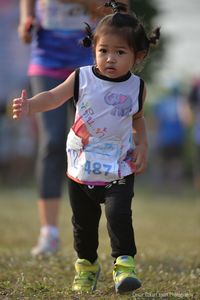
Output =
[{"x1": 129, "y1": 0, "x2": 165, "y2": 82}]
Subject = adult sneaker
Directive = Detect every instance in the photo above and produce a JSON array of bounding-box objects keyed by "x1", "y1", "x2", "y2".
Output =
[
  {"x1": 72, "y1": 259, "x2": 100, "y2": 293},
  {"x1": 113, "y1": 255, "x2": 141, "y2": 293},
  {"x1": 31, "y1": 233, "x2": 59, "y2": 257}
]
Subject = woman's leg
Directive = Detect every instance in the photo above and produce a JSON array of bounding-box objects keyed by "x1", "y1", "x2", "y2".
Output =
[{"x1": 30, "y1": 75, "x2": 73, "y2": 255}]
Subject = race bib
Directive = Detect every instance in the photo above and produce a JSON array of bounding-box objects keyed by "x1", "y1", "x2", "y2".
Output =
[
  {"x1": 40, "y1": 0, "x2": 90, "y2": 30},
  {"x1": 66, "y1": 129, "x2": 121, "y2": 183}
]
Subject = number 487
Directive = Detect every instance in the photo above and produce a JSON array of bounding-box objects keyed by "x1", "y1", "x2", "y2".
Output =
[{"x1": 84, "y1": 160, "x2": 112, "y2": 176}]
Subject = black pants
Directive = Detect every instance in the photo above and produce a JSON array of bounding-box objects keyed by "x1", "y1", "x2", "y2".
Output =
[{"x1": 68, "y1": 174, "x2": 137, "y2": 263}]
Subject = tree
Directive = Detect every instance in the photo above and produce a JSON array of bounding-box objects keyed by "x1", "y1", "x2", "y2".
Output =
[{"x1": 129, "y1": 0, "x2": 165, "y2": 82}]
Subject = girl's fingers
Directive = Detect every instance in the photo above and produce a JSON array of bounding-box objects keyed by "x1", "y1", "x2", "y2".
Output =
[
  {"x1": 13, "y1": 98, "x2": 19, "y2": 104},
  {"x1": 21, "y1": 89, "x2": 27, "y2": 101},
  {"x1": 12, "y1": 93, "x2": 25, "y2": 119},
  {"x1": 13, "y1": 110, "x2": 20, "y2": 119},
  {"x1": 13, "y1": 99, "x2": 21, "y2": 107}
]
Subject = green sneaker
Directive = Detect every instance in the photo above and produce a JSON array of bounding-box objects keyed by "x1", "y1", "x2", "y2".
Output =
[
  {"x1": 113, "y1": 255, "x2": 141, "y2": 293},
  {"x1": 72, "y1": 258, "x2": 100, "y2": 293}
]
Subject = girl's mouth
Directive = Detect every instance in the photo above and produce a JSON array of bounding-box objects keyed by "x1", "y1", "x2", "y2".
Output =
[{"x1": 105, "y1": 67, "x2": 116, "y2": 73}]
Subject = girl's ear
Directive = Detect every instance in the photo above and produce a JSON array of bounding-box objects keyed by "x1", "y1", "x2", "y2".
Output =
[{"x1": 135, "y1": 50, "x2": 147, "y2": 65}]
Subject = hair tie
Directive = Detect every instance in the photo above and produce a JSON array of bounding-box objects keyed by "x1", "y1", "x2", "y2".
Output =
[
  {"x1": 104, "y1": 1, "x2": 127, "y2": 13},
  {"x1": 148, "y1": 27, "x2": 161, "y2": 46},
  {"x1": 82, "y1": 22, "x2": 93, "y2": 48}
]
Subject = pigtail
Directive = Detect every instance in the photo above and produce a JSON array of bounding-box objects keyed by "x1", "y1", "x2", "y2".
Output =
[
  {"x1": 82, "y1": 22, "x2": 93, "y2": 48},
  {"x1": 148, "y1": 27, "x2": 161, "y2": 46},
  {"x1": 104, "y1": 1, "x2": 128, "y2": 13}
]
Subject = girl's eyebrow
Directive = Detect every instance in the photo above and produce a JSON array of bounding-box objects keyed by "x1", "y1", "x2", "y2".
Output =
[{"x1": 98, "y1": 44, "x2": 128, "y2": 49}]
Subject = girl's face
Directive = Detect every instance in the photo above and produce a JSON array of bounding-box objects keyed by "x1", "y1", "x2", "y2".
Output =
[{"x1": 95, "y1": 33, "x2": 136, "y2": 79}]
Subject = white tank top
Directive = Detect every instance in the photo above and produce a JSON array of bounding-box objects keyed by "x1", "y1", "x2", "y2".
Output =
[{"x1": 66, "y1": 66, "x2": 144, "y2": 185}]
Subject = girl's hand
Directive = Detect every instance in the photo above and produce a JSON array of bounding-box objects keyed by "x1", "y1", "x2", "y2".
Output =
[
  {"x1": 132, "y1": 143, "x2": 148, "y2": 175},
  {"x1": 13, "y1": 90, "x2": 29, "y2": 120}
]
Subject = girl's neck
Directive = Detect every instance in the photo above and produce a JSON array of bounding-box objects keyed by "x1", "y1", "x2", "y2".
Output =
[{"x1": 93, "y1": 66, "x2": 131, "y2": 82}]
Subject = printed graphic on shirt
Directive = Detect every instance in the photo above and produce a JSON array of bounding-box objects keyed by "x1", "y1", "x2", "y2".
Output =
[
  {"x1": 72, "y1": 114, "x2": 91, "y2": 147},
  {"x1": 68, "y1": 99, "x2": 120, "y2": 183},
  {"x1": 104, "y1": 92, "x2": 132, "y2": 117},
  {"x1": 67, "y1": 129, "x2": 121, "y2": 184}
]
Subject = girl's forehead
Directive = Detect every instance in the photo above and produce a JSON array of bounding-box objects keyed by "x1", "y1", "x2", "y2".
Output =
[{"x1": 96, "y1": 33, "x2": 129, "y2": 47}]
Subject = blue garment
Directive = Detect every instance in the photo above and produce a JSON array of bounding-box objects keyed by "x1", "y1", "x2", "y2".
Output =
[
  {"x1": 154, "y1": 95, "x2": 186, "y2": 147},
  {"x1": 29, "y1": 1, "x2": 94, "y2": 76},
  {"x1": 31, "y1": 29, "x2": 93, "y2": 69}
]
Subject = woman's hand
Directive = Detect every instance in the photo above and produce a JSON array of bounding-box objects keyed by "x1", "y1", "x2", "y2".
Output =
[
  {"x1": 13, "y1": 90, "x2": 29, "y2": 119},
  {"x1": 18, "y1": 17, "x2": 36, "y2": 44}
]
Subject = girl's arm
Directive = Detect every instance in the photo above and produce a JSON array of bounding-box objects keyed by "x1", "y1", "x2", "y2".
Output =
[
  {"x1": 132, "y1": 84, "x2": 148, "y2": 175},
  {"x1": 13, "y1": 71, "x2": 75, "y2": 119}
]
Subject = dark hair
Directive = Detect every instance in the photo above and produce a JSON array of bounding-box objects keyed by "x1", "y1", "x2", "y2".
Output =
[{"x1": 83, "y1": 1, "x2": 160, "y2": 58}]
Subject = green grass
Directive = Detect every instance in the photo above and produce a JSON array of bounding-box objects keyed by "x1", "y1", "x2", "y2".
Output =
[{"x1": 0, "y1": 183, "x2": 199, "y2": 299}]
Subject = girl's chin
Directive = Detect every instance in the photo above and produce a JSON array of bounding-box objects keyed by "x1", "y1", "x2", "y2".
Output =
[
  {"x1": 96, "y1": 67, "x2": 121, "y2": 78},
  {"x1": 103, "y1": 70, "x2": 119, "y2": 78}
]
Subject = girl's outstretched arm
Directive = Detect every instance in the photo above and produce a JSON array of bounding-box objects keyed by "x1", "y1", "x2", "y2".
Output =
[{"x1": 12, "y1": 71, "x2": 75, "y2": 119}]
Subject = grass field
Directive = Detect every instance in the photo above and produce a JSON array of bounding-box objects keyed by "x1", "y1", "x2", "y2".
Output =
[{"x1": 0, "y1": 182, "x2": 199, "y2": 300}]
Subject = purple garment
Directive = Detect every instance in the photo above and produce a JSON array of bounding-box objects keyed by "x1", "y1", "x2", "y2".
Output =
[{"x1": 28, "y1": 0, "x2": 94, "y2": 78}]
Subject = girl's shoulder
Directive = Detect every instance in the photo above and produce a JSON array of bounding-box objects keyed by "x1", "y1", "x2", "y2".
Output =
[
  {"x1": 73, "y1": 65, "x2": 93, "y2": 81},
  {"x1": 130, "y1": 72, "x2": 143, "y2": 81},
  {"x1": 79, "y1": 65, "x2": 93, "y2": 72}
]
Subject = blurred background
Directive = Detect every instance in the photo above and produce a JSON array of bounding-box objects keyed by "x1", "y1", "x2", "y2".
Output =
[{"x1": 0, "y1": 0, "x2": 200, "y2": 191}]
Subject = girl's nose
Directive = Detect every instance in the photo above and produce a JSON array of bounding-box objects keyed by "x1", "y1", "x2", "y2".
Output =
[{"x1": 106, "y1": 54, "x2": 115, "y2": 62}]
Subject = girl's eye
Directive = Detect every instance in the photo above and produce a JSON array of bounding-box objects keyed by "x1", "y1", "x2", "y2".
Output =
[
  {"x1": 117, "y1": 50, "x2": 125, "y2": 55},
  {"x1": 99, "y1": 48, "x2": 107, "y2": 53}
]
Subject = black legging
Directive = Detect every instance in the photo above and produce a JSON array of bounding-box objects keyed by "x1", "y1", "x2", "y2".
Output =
[{"x1": 68, "y1": 174, "x2": 137, "y2": 263}]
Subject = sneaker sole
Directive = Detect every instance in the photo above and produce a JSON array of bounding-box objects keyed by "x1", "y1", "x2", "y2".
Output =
[
  {"x1": 115, "y1": 277, "x2": 141, "y2": 293},
  {"x1": 31, "y1": 247, "x2": 59, "y2": 257}
]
